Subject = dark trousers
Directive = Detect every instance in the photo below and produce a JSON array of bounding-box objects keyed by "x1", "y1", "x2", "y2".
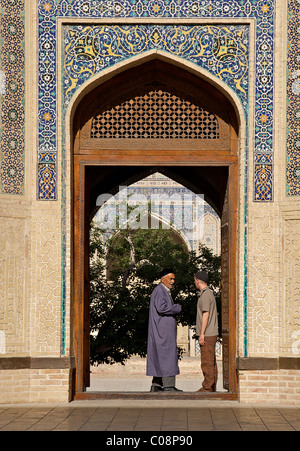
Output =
[
  {"x1": 152, "y1": 376, "x2": 175, "y2": 388},
  {"x1": 200, "y1": 335, "x2": 218, "y2": 391}
]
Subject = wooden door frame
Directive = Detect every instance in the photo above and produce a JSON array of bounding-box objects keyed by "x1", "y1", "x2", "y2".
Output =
[
  {"x1": 71, "y1": 58, "x2": 240, "y2": 400},
  {"x1": 72, "y1": 155, "x2": 238, "y2": 400}
]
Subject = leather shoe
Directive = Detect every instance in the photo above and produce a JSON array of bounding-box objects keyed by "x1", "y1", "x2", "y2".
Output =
[
  {"x1": 163, "y1": 387, "x2": 183, "y2": 392},
  {"x1": 150, "y1": 385, "x2": 163, "y2": 392}
]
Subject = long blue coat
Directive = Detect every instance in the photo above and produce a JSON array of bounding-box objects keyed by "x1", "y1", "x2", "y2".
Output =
[{"x1": 146, "y1": 283, "x2": 181, "y2": 377}]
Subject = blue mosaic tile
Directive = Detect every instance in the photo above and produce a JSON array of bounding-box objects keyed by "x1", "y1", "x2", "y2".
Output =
[
  {"x1": 63, "y1": 24, "x2": 249, "y2": 108},
  {"x1": 36, "y1": 1, "x2": 277, "y2": 357},
  {"x1": 38, "y1": 0, "x2": 276, "y2": 202},
  {"x1": 0, "y1": 0, "x2": 25, "y2": 195},
  {"x1": 286, "y1": 0, "x2": 300, "y2": 196}
]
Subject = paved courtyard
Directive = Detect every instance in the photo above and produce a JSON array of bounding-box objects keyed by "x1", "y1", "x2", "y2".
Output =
[
  {"x1": 1, "y1": 359, "x2": 299, "y2": 431},
  {"x1": 0, "y1": 400, "x2": 300, "y2": 431}
]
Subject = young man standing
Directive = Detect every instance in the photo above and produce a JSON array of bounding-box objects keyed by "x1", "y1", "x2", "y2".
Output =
[{"x1": 194, "y1": 270, "x2": 219, "y2": 392}]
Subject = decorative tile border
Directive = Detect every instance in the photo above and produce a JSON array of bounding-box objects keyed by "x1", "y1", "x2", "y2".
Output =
[
  {"x1": 38, "y1": 0, "x2": 275, "y2": 202},
  {"x1": 286, "y1": 0, "x2": 300, "y2": 196},
  {"x1": 0, "y1": 0, "x2": 25, "y2": 195},
  {"x1": 4, "y1": 1, "x2": 300, "y2": 199},
  {"x1": 37, "y1": 0, "x2": 276, "y2": 357}
]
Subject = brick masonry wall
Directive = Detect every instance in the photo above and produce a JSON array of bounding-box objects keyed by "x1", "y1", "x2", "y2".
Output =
[
  {"x1": 0, "y1": 370, "x2": 30, "y2": 404},
  {"x1": 0, "y1": 369, "x2": 71, "y2": 404},
  {"x1": 239, "y1": 370, "x2": 300, "y2": 406}
]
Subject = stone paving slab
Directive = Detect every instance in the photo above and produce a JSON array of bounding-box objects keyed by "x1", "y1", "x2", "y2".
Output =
[{"x1": 0, "y1": 400, "x2": 299, "y2": 431}]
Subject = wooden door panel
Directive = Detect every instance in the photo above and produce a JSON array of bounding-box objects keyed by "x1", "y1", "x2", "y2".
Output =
[
  {"x1": 222, "y1": 333, "x2": 229, "y2": 391},
  {"x1": 221, "y1": 179, "x2": 230, "y2": 391}
]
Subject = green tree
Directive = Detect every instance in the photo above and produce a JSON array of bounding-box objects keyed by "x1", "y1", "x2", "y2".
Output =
[{"x1": 89, "y1": 221, "x2": 221, "y2": 366}]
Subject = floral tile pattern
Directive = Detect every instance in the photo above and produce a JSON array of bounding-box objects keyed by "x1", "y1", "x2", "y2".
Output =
[
  {"x1": 38, "y1": 0, "x2": 275, "y2": 201},
  {"x1": 1, "y1": 2, "x2": 298, "y2": 199}
]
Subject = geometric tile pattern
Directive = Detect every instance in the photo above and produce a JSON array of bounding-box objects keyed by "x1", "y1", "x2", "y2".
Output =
[
  {"x1": 38, "y1": 0, "x2": 276, "y2": 201},
  {"x1": 286, "y1": 0, "x2": 300, "y2": 196},
  {"x1": 90, "y1": 89, "x2": 220, "y2": 140},
  {"x1": 0, "y1": 0, "x2": 25, "y2": 195}
]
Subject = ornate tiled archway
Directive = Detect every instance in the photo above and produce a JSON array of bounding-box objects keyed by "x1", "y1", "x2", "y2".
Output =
[{"x1": 71, "y1": 58, "x2": 239, "y2": 398}]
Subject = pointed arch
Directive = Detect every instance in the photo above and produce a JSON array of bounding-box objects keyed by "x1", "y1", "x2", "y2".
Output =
[
  {"x1": 71, "y1": 55, "x2": 239, "y2": 400},
  {"x1": 67, "y1": 49, "x2": 245, "y2": 137}
]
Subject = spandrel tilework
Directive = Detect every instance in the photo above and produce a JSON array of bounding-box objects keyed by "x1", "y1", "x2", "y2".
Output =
[
  {"x1": 38, "y1": 0, "x2": 275, "y2": 201},
  {"x1": 63, "y1": 24, "x2": 249, "y2": 114}
]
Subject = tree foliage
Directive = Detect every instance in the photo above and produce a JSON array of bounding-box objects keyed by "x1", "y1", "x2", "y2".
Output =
[{"x1": 89, "y1": 221, "x2": 221, "y2": 366}]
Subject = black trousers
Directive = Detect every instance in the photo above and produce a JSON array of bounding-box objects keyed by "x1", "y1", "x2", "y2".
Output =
[{"x1": 151, "y1": 376, "x2": 175, "y2": 388}]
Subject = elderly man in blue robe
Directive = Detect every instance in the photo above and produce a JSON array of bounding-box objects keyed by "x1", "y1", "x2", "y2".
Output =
[{"x1": 146, "y1": 268, "x2": 183, "y2": 392}]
